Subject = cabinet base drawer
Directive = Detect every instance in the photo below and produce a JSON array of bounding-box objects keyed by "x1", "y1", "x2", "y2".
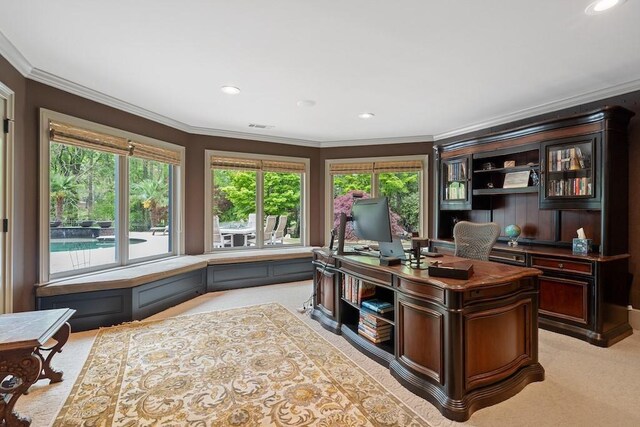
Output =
[{"x1": 539, "y1": 276, "x2": 589, "y2": 325}]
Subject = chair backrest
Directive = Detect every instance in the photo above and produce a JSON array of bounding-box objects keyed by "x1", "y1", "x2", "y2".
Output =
[
  {"x1": 264, "y1": 215, "x2": 278, "y2": 240},
  {"x1": 274, "y1": 215, "x2": 288, "y2": 233},
  {"x1": 247, "y1": 213, "x2": 256, "y2": 229},
  {"x1": 453, "y1": 221, "x2": 500, "y2": 261},
  {"x1": 213, "y1": 215, "x2": 222, "y2": 243}
]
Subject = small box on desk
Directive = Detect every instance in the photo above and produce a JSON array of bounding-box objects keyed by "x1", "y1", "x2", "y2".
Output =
[
  {"x1": 572, "y1": 238, "x2": 592, "y2": 255},
  {"x1": 428, "y1": 261, "x2": 474, "y2": 279}
]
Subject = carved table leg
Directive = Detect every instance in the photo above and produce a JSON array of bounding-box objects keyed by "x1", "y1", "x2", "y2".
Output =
[
  {"x1": 0, "y1": 350, "x2": 42, "y2": 427},
  {"x1": 34, "y1": 322, "x2": 70, "y2": 384}
]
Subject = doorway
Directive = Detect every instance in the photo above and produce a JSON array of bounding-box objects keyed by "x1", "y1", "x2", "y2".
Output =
[{"x1": 0, "y1": 81, "x2": 14, "y2": 314}]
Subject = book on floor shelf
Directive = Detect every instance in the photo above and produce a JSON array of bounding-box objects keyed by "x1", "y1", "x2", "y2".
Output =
[
  {"x1": 358, "y1": 311, "x2": 392, "y2": 344},
  {"x1": 360, "y1": 299, "x2": 394, "y2": 314},
  {"x1": 342, "y1": 274, "x2": 376, "y2": 305}
]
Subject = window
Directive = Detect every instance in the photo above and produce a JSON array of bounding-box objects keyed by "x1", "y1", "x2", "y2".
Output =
[
  {"x1": 205, "y1": 151, "x2": 309, "y2": 250},
  {"x1": 40, "y1": 111, "x2": 184, "y2": 281},
  {"x1": 326, "y1": 156, "x2": 427, "y2": 244}
]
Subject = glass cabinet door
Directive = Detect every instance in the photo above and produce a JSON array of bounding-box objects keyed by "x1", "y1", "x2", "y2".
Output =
[
  {"x1": 540, "y1": 135, "x2": 601, "y2": 209},
  {"x1": 441, "y1": 155, "x2": 471, "y2": 210}
]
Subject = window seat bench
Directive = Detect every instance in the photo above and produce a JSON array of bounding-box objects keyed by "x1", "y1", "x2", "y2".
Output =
[
  {"x1": 196, "y1": 247, "x2": 315, "y2": 292},
  {"x1": 35, "y1": 248, "x2": 315, "y2": 331}
]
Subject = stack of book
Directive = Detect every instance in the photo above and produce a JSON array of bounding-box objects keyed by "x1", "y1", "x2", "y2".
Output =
[
  {"x1": 360, "y1": 298, "x2": 394, "y2": 314},
  {"x1": 342, "y1": 275, "x2": 376, "y2": 304},
  {"x1": 358, "y1": 311, "x2": 392, "y2": 344}
]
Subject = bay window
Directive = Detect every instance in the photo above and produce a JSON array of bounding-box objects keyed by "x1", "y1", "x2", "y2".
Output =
[
  {"x1": 205, "y1": 151, "x2": 309, "y2": 251},
  {"x1": 326, "y1": 156, "x2": 427, "y2": 244},
  {"x1": 40, "y1": 110, "x2": 184, "y2": 281}
]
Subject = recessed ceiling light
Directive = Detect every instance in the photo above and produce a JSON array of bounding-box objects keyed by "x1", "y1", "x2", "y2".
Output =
[
  {"x1": 585, "y1": 0, "x2": 626, "y2": 15},
  {"x1": 297, "y1": 100, "x2": 316, "y2": 107},
  {"x1": 220, "y1": 86, "x2": 241, "y2": 95},
  {"x1": 358, "y1": 112, "x2": 375, "y2": 119}
]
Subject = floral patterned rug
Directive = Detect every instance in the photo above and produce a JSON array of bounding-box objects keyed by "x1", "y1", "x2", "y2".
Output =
[{"x1": 54, "y1": 303, "x2": 429, "y2": 426}]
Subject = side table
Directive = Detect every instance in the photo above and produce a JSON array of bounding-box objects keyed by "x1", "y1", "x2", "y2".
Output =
[{"x1": 0, "y1": 308, "x2": 75, "y2": 427}]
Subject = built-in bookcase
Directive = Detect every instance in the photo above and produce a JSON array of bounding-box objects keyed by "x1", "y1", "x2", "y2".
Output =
[{"x1": 339, "y1": 272, "x2": 395, "y2": 358}]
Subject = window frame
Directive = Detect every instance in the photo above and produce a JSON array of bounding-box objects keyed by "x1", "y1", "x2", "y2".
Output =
[
  {"x1": 324, "y1": 155, "x2": 429, "y2": 245},
  {"x1": 39, "y1": 109, "x2": 185, "y2": 282},
  {"x1": 204, "y1": 150, "x2": 310, "y2": 252}
]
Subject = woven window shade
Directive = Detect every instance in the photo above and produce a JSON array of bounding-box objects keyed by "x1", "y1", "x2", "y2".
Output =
[
  {"x1": 129, "y1": 141, "x2": 181, "y2": 165},
  {"x1": 329, "y1": 162, "x2": 374, "y2": 175},
  {"x1": 262, "y1": 160, "x2": 306, "y2": 173},
  {"x1": 374, "y1": 160, "x2": 423, "y2": 173},
  {"x1": 210, "y1": 156, "x2": 261, "y2": 171},
  {"x1": 49, "y1": 121, "x2": 130, "y2": 156}
]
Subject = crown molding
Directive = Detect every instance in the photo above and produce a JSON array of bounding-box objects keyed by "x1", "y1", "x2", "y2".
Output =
[
  {"x1": 0, "y1": 30, "x2": 32, "y2": 76},
  {"x1": 318, "y1": 134, "x2": 434, "y2": 148},
  {"x1": 2, "y1": 30, "x2": 638, "y2": 148},
  {"x1": 186, "y1": 125, "x2": 321, "y2": 147},
  {"x1": 433, "y1": 78, "x2": 640, "y2": 141}
]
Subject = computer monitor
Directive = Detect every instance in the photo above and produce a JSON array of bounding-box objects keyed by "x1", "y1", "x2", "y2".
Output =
[{"x1": 351, "y1": 197, "x2": 393, "y2": 243}]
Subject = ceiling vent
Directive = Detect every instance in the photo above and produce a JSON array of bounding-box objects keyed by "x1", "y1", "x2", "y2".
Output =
[{"x1": 248, "y1": 123, "x2": 274, "y2": 129}]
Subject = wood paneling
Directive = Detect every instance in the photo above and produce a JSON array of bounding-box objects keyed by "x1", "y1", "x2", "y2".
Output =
[
  {"x1": 465, "y1": 300, "x2": 532, "y2": 390},
  {"x1": 397, "y1": 298, "x2": 443, "y2": 383},
  {"x1": 490, "y1": 193, "x2": 555, "y2": 241},
  {"x1": 561, "y1": 210, "x2": 601, "y2": 245},
  {"x1": 539, "y1": 276, "x2": 589, "y2": 324}
]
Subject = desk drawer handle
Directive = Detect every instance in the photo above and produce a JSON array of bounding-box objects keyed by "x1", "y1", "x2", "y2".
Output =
[{"x1": 558, "y1": 263, "x2": 564, "y2": 269}]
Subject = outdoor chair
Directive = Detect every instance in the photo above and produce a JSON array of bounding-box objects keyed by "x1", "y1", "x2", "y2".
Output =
[
  {"x1": 271, "y1": 215, "x2": 288, "y2": 244},
  {"x1": 453, "y1": 221, "x2": 500, "y2": 261},
  {"x1": 213, "y1": 215, "x2": 233, "y2": 248},
  {"x1": 263, "y1": 215, "x2": 277, "y2": 244},
  {"x1": 244, "y1": 213, "x2": 257, "y2": 246}
]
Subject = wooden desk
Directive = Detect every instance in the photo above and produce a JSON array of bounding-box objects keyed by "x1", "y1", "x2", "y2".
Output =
[
  {"x1": 0, "y1": 308, "x2": 75, "y2": 427},
  {"x1": 311, "y1": 249, "x2": 544, "y2": 421}
]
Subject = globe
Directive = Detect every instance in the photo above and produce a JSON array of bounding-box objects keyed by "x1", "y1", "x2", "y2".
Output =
[
  {"x1": 505, "y1": 224, "x2": 521, "y2": 239},
  {"x1": 505, "y1": 224, "x2": 521, "y2": 247}
]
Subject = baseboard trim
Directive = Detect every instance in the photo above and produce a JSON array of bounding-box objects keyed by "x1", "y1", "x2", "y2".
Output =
[{"x1": 629, "y1": 307, "x2": 640, "y2": 331}]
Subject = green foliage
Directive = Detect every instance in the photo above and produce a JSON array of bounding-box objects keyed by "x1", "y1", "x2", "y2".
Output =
[
  {"x1": 49, "y1": 143, "x2": 116, "y2": 223},
  {"x1": 379, "y1": 172, "x2": 420, "y2": 232},
  {"x1": 212, "y1": 170, "x2": 302, "y2": 237},
  {"x1": 332, "y1": 174, "x2": 371, "y2": 197},
  {"x1": 49, "y1": 144, "x2": 171, "y2": 229}
]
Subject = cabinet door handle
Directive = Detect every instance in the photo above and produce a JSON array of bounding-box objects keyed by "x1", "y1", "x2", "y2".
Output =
[{"x1": 558, "y1": 263, "x2": 564, "y2": 269}]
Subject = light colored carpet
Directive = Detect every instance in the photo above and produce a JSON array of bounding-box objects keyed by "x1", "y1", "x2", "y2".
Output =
[
  {"x1": 16, "y1": 280, "x2": 640, "y2": 426},
  {"x1": 52, "y1": 303, "x2": 427, "y2": 426}
]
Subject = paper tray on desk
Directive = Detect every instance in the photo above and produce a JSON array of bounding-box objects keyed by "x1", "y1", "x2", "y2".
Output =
[{"x1": 428, "y1": 261, "x2": 474, "y2": 279}]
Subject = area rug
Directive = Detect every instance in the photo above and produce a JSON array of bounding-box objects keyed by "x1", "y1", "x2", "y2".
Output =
[{"x1": 54, "y1": 304, "x2": 430, "y2": 426}]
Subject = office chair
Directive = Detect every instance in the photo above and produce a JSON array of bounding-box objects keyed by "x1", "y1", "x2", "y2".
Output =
[{"x1": 453, "y1": 221, "x2": 500, "y2": 261}]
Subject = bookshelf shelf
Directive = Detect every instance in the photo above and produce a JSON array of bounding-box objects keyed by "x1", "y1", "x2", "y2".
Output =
[{"x1": 341, "y1": 297, "x2": 395, "y2": 325}]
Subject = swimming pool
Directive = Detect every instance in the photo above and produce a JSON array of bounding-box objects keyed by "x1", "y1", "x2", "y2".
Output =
[{"x1": 50, "y1": 238, "x2": 147, "y2": 252}]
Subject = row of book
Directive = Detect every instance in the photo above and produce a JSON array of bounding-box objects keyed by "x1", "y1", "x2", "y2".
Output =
[
  {"x1": 548, "y1": 177, "x2": 592, "y2": 197},
  {"x1": 342, "y1": 274, "x2": 376, "y2": 305},
  {"x1": 548, "y1": 147, "x2": 589, "y2": 172},
  {"x1": 447, "y1": 162, "x2": 467, "y2": 181},
  {"x1": 445, "y1": 182, "x2": 466, "y2": 201},
  {"x1": 358, "y1": 311, "x2": 392, "y2": 344}
]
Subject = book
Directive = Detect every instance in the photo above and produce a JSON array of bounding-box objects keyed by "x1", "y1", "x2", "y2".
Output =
[
  {"x1": 360, "y1": 299, "x2": 394, "y2": 314},
  {"x1": 358, "y1": 282, "x2": 376, "y2": 304},
  {"x1": 358, "y1": 329, "x2": 391, "y2": 344},
  {"x1": 358, "y1": 323, "x2": 392, "y2": 337}
]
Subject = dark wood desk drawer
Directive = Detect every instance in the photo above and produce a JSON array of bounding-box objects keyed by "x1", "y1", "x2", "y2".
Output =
[
  {"x1": 341, "y1": 261, "x2": 392, "y2": 286},
  {"x1": 539, "y1": 276, "x2": 590, "y2": 325},
  {"x1": 397, "y1": 278, "x2": 444, "y2": 304},
  {"x1": 531, "y1": 256, "x2": 593, "y2": 276}
]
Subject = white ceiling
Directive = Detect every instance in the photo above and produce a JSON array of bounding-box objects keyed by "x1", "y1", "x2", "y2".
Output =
[{"x1": 0, "y1": 0, "x2": 639, "y2": 146}]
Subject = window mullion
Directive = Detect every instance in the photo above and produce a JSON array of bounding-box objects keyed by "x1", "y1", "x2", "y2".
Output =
[
  {"x1": 372, "y1": 173, "x2": 378, "y2": 198},
  {"x1": 118, "y1": 155, "x2": 129, "y2": 264},
  {"x1": 256, "y1": 170, "x2": 264, "y2": 248}
]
